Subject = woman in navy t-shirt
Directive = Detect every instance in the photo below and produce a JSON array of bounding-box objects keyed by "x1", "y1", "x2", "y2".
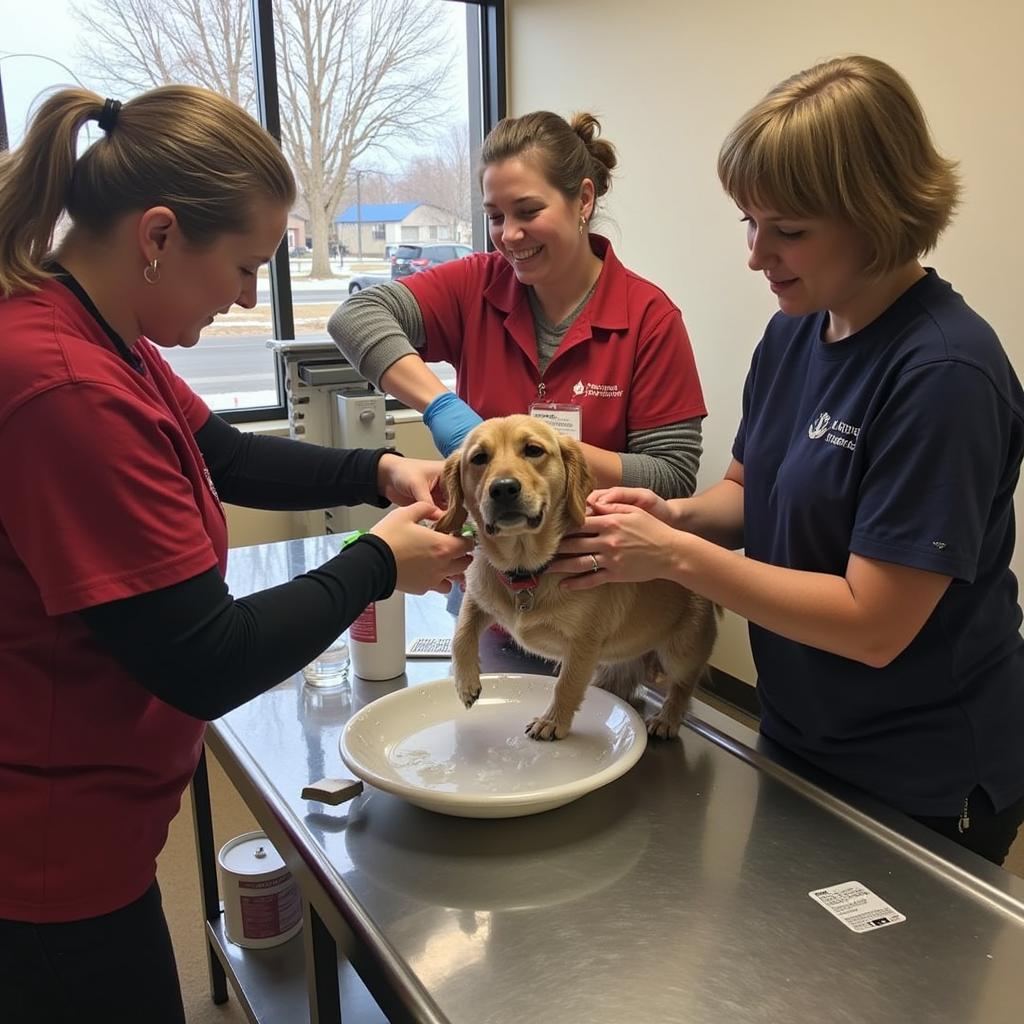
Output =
[{"x1": 555, "y1": 55, "x2": 1024, "y2": 867}]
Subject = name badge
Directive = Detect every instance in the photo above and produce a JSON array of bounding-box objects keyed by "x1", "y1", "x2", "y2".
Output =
[{"x1": 529, "y1": 403, "x2": 582, "y2": 440}]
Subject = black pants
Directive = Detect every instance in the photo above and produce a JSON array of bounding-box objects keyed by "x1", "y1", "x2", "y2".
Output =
[
  {"x1": 911, "y1": 787, "x2": 1024, "y2": 867},
  {"x1": 0, "y1": 881, "x2": 185, "y2": 1024}
]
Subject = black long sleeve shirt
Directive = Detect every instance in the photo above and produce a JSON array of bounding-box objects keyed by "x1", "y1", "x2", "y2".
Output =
[{"x1": 79, "y1": 412, "x2": 398, "y2": 719}]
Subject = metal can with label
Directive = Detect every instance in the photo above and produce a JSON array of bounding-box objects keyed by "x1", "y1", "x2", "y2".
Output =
[{"x1": 217, "y1": 831, "x2": 302, "y2": 948}]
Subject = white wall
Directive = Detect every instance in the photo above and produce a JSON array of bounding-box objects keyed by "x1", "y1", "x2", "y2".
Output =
[{"x1": 507, "y1": 0, "x2": 1024, "y2": 682}]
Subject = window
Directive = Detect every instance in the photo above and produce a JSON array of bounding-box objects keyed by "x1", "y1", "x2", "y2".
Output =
[{"x1": 0, "y1": 0, "x2": 505, "y2": 421}]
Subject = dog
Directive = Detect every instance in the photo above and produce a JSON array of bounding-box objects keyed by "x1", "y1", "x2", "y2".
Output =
[{"x1": 434, "y1": 414, "x2": 718, "y2": 741}]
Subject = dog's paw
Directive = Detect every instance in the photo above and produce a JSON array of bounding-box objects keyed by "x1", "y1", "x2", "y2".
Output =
[
  {"x1": 525, "y1": 714, "x2": 568, "y2": 741},
  {"x1": 645, "y1": 709, "x2": 681, "y2": 740},
  {"x1": 455, "y1": 674, "x2": 482, "y2": 709}
]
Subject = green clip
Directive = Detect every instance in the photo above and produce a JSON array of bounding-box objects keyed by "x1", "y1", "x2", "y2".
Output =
[
  {"x1": 341, "y1": 529, "x2": 367, "y2": 549},
  {"x1": 460, "y1": 523, "x2": 477, "y2": 538}
]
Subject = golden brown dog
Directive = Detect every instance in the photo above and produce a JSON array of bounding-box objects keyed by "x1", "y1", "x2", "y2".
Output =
[{"x1": 435, "y1": 414, "x2": 718, "y2": 740}]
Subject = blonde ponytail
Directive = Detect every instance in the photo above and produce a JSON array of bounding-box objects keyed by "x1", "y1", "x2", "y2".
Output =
[
  {"x1": 0, "y1": 85, "x2": 296, "y2": 299},
  {"x1": 0, "y1": 90, "x2": 102, "y2": 297}
]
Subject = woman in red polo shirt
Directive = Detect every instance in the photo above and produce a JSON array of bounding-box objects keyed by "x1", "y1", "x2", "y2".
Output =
[
  {"x1": 330, "y1": 110, "x2": 707, "y2": 499},
  {"x1": 0, "y1": 86, "x2": 472, "y2": 1023}
]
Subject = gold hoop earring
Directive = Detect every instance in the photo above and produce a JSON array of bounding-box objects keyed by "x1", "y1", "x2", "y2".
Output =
[{"x1": 143, "y1": 259, "x2": 160, "y2": 285}]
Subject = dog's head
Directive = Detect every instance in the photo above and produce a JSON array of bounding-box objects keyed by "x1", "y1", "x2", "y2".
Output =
[{"x1": 435, "y1": 415, "x2": 591, "y2": 561}]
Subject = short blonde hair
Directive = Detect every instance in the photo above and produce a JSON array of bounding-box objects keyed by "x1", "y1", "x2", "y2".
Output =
[
  {"x1": 717, "y1": 55, "x2": 960, "y2": 274},
  {"x1": 0, "y1": 85, "x2": 296, "y2": 298}
]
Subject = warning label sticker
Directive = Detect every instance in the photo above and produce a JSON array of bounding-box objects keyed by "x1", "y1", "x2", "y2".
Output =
[{"x1": 808, "y1": 881, "x2": 906, "y2": 933}]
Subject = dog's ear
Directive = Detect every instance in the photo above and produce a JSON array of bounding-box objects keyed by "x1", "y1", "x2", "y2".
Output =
[
  {"x1": 559, "y1": 435, "x2": 593, "y2": 528},
  {"x1": 433, "y1": 450, "x2": 468, "y2": 535}
]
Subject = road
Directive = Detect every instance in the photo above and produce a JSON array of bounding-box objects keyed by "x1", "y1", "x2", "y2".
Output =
[
  {"x1": 162, "y1": 290, "x2": 355, "y2": 410},
  {"x1": 258, "y1": 286, "x2": 350, "y2": 304},
  {"x1": 162, "y1": 334, "x2": 281, "y2": 391}
]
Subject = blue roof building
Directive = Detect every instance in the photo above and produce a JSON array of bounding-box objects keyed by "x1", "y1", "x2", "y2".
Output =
[
  {"x1": 333, "y1": 200, "x2": 466, "y2": 258},
  {"x1": 334, "y1": 201, "x2": 423, "y2": 224}
]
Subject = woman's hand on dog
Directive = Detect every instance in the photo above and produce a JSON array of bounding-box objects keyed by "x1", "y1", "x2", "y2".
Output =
[
  {"x1": 587, "y1": 486, "x2": 677, "y2": 526},
  {"x1": 370, "y1": 502, "x2": 474, "y2": 594},
  {"x1": 377, "y1": 454, "x2": 448, "y2": 508},
  {"x1": 552, "y1": 504, "x2": 682, "y2": 590}
]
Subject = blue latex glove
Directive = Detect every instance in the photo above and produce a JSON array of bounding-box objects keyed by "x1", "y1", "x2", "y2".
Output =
[{"x1": 423, "y1": 391, "x2": 483, "y2": 457}]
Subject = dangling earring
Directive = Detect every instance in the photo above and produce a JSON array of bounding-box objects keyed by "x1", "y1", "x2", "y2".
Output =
[
  {"x1": 143, "y1": 259, "x2": 161, "y2": 284},
  {"x1": 578, "y1": 215, "x2": 587, "y2": 236}
]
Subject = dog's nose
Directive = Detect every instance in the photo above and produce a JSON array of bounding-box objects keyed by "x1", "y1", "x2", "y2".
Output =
[{"x1": 489, "y1": 477, "x2": 522, "y2": 503}]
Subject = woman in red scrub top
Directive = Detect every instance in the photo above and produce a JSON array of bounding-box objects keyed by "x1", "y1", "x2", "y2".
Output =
[{"x1": 0, "y1": 85, "x2": 472, "y2": 1024}]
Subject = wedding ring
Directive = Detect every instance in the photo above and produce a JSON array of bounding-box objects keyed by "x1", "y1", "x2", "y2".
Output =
[{"x1": 589, "y1": 554, "x2": 600, "y2": 573}]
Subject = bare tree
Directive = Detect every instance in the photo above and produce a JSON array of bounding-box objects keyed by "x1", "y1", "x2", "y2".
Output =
[
  {"x1": 342, "y1": 171, "x2": 397, "y2": 207},
  {"x1": 72, "y1": 0, "x2": 255, "y2": 107},
  {"x1": 73, "y1": 0, "x2": 457, "y2": 277},
  {"x1": 275, "y1": 0, "x2": 454, "y2": 275},
  {"x1": 394, "y1": 122, "x2": 472, "y2": 241}
]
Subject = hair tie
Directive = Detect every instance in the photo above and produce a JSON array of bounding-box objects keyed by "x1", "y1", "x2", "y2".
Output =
[{"x1": 97, "y1": 98, "x2": 122, "y2": 133}]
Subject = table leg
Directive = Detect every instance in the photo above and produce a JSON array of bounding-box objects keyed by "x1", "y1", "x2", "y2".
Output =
[
  {"x1": 303, "y1": 898, "x2": 342, "y2": 1023},
  {"x1": 190, "y1": 746, "x2": 229, "y2": 1005}
]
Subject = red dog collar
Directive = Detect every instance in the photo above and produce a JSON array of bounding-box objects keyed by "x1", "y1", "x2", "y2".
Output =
[{"x1": 494, "y1": 564, "x2": 549, "y2": 612}]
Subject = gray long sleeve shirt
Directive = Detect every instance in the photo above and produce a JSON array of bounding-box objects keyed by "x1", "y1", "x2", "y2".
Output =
[{"x1": 328, "y1": 281, "x2": 703, "y2": 497}]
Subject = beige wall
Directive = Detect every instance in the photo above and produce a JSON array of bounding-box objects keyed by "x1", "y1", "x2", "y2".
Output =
[{"x1": 507, "y1": 0, "x2": 1024, "y2": 682}]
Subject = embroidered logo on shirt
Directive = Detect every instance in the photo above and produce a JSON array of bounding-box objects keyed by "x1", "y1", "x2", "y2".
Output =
[
  {"x1": 572, "y1": 380, "x2": 624, "y2": 399},
  {"x1": 808, "y1": 411, "x2": 860, "y2": 452},
  {"x1": 808, "y1": 412, "x2": 831, "y2": 439}
]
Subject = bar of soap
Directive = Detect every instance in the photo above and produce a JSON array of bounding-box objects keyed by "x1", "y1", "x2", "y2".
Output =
[{"x1": 301, "y1": 777, "x2": 364, "y2": 805}]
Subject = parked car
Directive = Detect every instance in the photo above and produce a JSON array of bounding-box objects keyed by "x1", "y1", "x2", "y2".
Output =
[
  {"x1": 289, "y1": 245, "x2": 310, "y2": 257},
  {"x1": 348, "y1": 273, "x2": 390, "y2": 295},
  {"x1": 391, "y1": 243, "x2": 472, "y2": 280}
]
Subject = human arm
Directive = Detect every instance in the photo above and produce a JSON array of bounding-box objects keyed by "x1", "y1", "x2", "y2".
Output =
[
  {"x1": 327, "y1": 282, "x2": 482, "y2": 455},
  {"x1": 588, "y1": 457, "x2": 746, "y2": 548},
  {"x1": 618, "y1": 418, "x2": 704, "y2": 498},
  {"x1": 576, "y1": 440, "x2": 623, "y2": 490},
  {"x1": 589, "y1": 294, "x2": 707, "y2": 495},
  {"x1": 195, "y1": 410, "x2": 448, "y2": 509},
  {"x1": 327, "y1": 281, "x2": 430, "y2": 391},
  {"x1": 1, "y1": 379, "x2": 471, "y2": 720},
  {"x1": 554, "y1": 505, "x2": 951, "y2": 667},
  {"x1": 558, "y1": 354, "x2": 1009, "y2": 666},
  {"x1": 195, "y1": 411, "x2": 388, "y2": 510},
  {"x1": 573, "y1": 418, "x2": 705, "y2": 495},
  {"x1": 78, "y1": 535, "x2": 396, "y2": 720},
  {"x1": 78, "y1": 507, "x2": 474, "y2": 720}
]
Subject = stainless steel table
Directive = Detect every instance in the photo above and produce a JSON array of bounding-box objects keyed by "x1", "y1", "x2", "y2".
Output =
[{"x1": 192, "y1": 536, "x2": 1024, "y2": 1024}]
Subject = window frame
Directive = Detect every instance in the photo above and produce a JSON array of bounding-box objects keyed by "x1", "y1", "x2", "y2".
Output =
[{"x1": 239, "y1": 0, "x2": 506, "y2": 424}]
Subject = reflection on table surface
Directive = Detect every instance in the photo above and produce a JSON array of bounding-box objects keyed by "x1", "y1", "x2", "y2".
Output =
[{"x1": 216, "y1": 536, "x2": 1024, "y2": 1024}]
